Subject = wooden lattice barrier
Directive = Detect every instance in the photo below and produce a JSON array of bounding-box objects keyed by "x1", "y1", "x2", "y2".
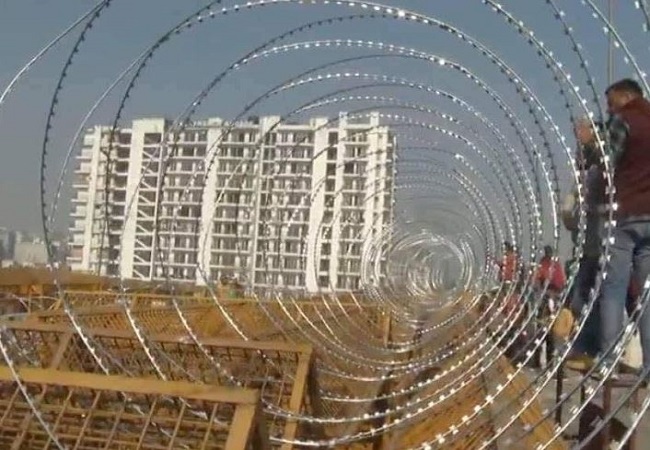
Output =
[
  {"x1": 353, "y1": 305, "x2": 497, "y2": 449},
  {"x1": 493, "y1": 356, "x2": 568, "y2": 450},
  {"x1": 21, "y1": 302, "x2": 246, "y2": 338},
  {"x1": 333, "y1": 301, "x2": 570, "y2": 450},
  {"x1": 15, "y1": 292, "x2": 388, "y2": 345},
  {"x1": 0, "y1": 285, "x2": 573, "y2": 449},
  {"x1": 0, "y1": 321, "x2": 324, "y2": 448},
  {"x1": 0, "y1": 366, "x2": 268, "y2": 449}
]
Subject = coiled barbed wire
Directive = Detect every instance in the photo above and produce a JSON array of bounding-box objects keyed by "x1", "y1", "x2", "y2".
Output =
[{"x1": 1, "y1": 1, "x2": 649, "y2": 448}]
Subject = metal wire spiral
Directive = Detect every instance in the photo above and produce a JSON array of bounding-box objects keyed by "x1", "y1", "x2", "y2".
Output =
[{"x1": 2, "y1": 0, "x2": 650, "y2": 448}]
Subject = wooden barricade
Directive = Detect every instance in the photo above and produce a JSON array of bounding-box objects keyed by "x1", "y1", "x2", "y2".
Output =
[
  {"x1": 16, "y1": 292, "x2": 386, "y2": 344},
  {"x1": 0, "y1": 366, "x2": 268, "y2": 449},
  {"x1": 0, "y1": 321, "x2": 324, "y2": 448},
  {"x1": 344, "y1": 299, "x2": 570, "y2": 450},
  {"x1": 0, "y1": 284, "x2": 581, "y2": 449}
]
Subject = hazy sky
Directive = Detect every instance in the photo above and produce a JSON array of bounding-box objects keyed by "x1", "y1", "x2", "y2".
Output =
[{"x1": 0, "y1": 0, "x2": 647, "y2": 241}]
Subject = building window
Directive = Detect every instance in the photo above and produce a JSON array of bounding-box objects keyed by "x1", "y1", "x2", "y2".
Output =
[
  {"x1": 144, "y1": 133, "x2": 162, "y2": 145},
  {"x1": 321, "y1": 243, "x2": 331, "y2": 256}
]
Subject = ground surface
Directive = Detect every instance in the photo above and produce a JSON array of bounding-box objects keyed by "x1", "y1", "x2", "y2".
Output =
[{"x1": 531, "y1": 338, "x2": 650, "y2": 448}]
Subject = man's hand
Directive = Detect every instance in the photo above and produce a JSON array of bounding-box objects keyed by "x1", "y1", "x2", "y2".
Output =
[{"x1": 574, "y1": 118, "x2": 596, "y2": 146}]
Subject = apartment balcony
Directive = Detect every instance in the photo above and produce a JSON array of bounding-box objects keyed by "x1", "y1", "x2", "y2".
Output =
[
  {"x1": 273, "y1": 203, "x2": 310, "y2": 210},
  {"x1": 69, "y1": 223, "x2": 86, "y2": 233},
  {"x1": 254, "y1": 267, "x2": 303, "y2": 273},
  {"x1": 73, "y1": 166, "x2": 92, "y2": 176},
  {"x1": 218, "y1": 154, "x2": 249, "y2": 161},
  {"x1": 342, "y1": 174, "x2": 366, "y2": 180},
  {"x1": 273, "y1": 172, "x2": 312, "y2": 178},
  {"x1": 158, "y1": 214, "x2": 200, "y2": 221},
  {"x1": 211, "y1": 248, "x2": 248, "y2": 254},
  {"x1": 341, "y1": 186, "x2": 366, "y2": 193},
  {"x1": 132, "y1": 234, "x2": 152, "y2": 245},
  {"x1": 71, "y1": 196, "x2": 89, "y2": 204},
  {"x1": 156, "y1": 229, "x2": 197, "y2": 236},
  {"x1": 72, "y1": 179, "x2": 89, "y2": 189},
  {"x1": 166, "y1": 168, "x2": 199, "y2": 175},
  {"x1": 278, "y1": 249, "x2": 303, "y2": 256},
  {"x1": 134, "y1": 187, "x2": 159, "y2": 194},
  {"x1": 109, "y1": 183, "x2": 129, "y2": 191},
  {"x1": 70, "y1": 209, "x2": 88, "y2": 219},
  {"x1": 211, "y1": 264, "x2": 245, "y2": 270},
  {"x1": 160, "y1": 200, "x2": 202, "y2": 207},
  {"x1": 172, "y1": 154, "x2": 206, "y2": 161},
  {"x1": 338, "y1": 237, "x2": 364, "y2": 243},
  {"x1": 168, "y1": 261, "x2": 198, "y2": 268},
  {"x1": 133, "y1": 228, "x2": 154, "y2": 237},
  {"x1": 210, "y1": 231, "x2": 252, "y2": 239},
  {"x1": 163, "y1": 184, "x2": 203, "y2": 191},
  {"x1": 67, "y1": 237, "x2": 85, "y2": 247},
  {"x1": 215, "y1": 185, "x2": 255, "y2": 192}
]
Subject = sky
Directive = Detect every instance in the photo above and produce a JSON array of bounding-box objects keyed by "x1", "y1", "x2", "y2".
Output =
[{"x1": 0, "y1": 0, "x2": 647, "y2": 260}]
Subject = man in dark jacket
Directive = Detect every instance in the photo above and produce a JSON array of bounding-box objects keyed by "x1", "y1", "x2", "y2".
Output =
[
  {"x1": 575, "y1": 78, "x2": 650, "y2": 379},
  {"x1": 566, "y1": 127, "x2": 607, "y2": 368}
]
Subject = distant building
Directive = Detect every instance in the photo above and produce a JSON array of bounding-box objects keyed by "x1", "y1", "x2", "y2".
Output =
[
  {"x1": 14, "y1": 240, "x2": 48, "y2": 267},
  {"x1": 68, "y1": 113, "x2": 397, "y2": 292},
  {"x1": 0, "y1": 227, "x2": 16, "y2": 260},
  {"x1": 50, "y1": 239, "x2": 68, "y2": 266}
]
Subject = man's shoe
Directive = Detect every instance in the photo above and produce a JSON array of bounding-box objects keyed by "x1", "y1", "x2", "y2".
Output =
[
  {"x1": 589, "y1": 361, "x2": 621, "y2": 382},
  {"x1": 590, "y1": 370, "x2": 621, "y2": 382},
  {"x1": 564, "y1": 352, "x2": 595, "y2": 372}
]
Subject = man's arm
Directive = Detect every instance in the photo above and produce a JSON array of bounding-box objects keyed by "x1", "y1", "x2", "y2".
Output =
[
  {"x1": 574, "y1": 116, "x2": 628, "y2": 166},
  {"x1": 606, "y1": 114, "x2": 629, "y2": 166},
  {"x1": 580, "y1": 142, "x2": 603, "y2": 170}
]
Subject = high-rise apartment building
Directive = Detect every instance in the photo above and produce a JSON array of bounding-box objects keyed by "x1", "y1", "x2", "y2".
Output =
[
  {"x1": 0, "y1": 228, "x2": 16, "y2": 261},
  {"x1": 68, "y1": 113, "x2": 396, "y2": 292}
]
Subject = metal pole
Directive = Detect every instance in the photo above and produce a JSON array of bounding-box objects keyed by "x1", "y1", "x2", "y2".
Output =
[{"x1": 608, "y1": 0, "x2": 615, "y2": 84}]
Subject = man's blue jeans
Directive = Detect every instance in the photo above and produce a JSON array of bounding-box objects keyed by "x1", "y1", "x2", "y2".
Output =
[
  {"x1": 599, "y1": 217, "x2": 650, "y2": 372},
  {"x1": 571, "y1": 257, "x2": 601, "y2": 357},
  {"x1": 570, "y1": 211, "x2": 605, "y2": 357}
]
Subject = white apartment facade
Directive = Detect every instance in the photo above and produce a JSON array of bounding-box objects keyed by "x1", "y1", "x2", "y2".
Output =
[{"x1": 68, "y1": 113, "x2": 396, "y2": 292}]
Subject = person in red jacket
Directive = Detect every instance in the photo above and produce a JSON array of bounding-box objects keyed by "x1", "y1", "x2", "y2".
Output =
[
  {"x1": 535, "y1": 245, "x2": 566, "y2": 296},
  {"x1": 498, "y1": 241, "x2": 518, "y2": 283},
  {"x1": 574, "y1": 78, "x2": 650, "y2": 380},
  {"x1": 532, "y1": 245, "x2": 566, "y2": 367}
]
